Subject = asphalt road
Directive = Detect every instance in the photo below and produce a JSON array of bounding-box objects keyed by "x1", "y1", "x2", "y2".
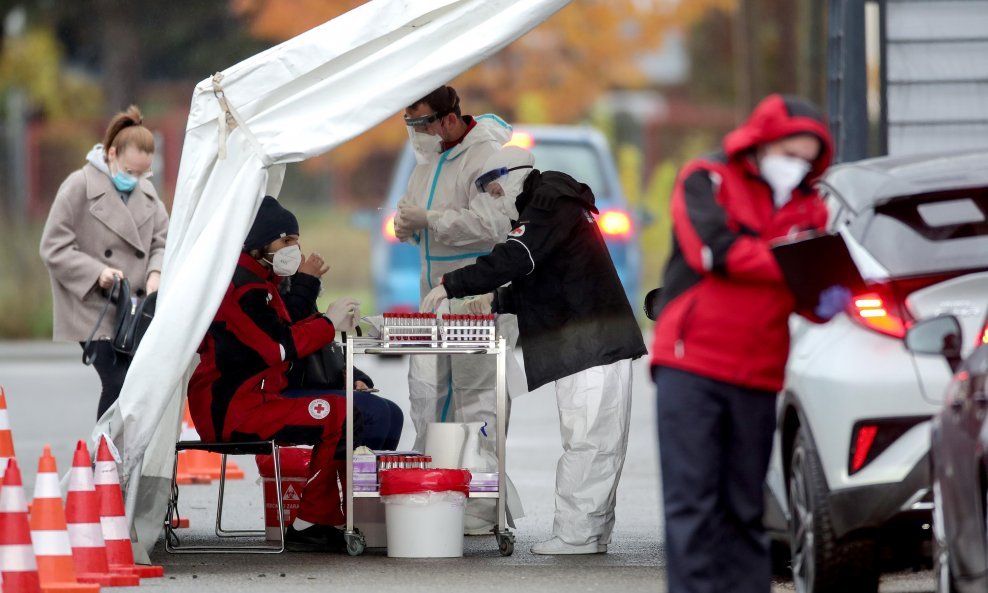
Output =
[{"x1": 0, "y1": 340, "x2": 935, "y2": 592}]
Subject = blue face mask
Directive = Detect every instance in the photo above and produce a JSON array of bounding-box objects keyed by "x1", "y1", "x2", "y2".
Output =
[{"x1": 112, "y1": 171, "x2": 138, "y2": 193}]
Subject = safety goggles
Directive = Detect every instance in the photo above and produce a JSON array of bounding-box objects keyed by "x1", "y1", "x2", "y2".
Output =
[
  {"x1": 474, "y1": 165, "x2": 533, "y2": 192},
  {"x1": 404, "y1": 110, "x2": 450, "y2": 128}
]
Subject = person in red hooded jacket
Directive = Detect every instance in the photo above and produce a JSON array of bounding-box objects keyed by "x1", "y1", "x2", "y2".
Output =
[{"x1": 650, "y1": 95, "x2": 843, "y2": 593}]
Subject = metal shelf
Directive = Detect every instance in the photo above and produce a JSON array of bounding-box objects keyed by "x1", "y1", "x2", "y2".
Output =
[{"x1": 343, "y1": 335, "x2": 511, "y2": 555}]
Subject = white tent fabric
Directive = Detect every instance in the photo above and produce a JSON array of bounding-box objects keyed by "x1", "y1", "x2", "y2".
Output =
[{"x1": 89, "y1": 0, "x2": 570, "y2": 560}]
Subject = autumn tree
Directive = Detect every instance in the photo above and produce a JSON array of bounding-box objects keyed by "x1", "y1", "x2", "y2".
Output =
[{"x1": 231, "y1": 0, "x2": 735, "y2": 203}]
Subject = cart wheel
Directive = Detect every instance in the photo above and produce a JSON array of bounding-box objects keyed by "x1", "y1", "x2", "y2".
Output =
[
  {"x1": 345, "y1": 531, "x2": 366, "y2": 556},
  {"x1": 497, "y1": 532, "x2": 515, "y2": 557}
]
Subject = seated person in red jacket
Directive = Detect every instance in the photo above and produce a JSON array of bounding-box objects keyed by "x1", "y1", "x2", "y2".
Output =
[{"x1": 188, "y1": 196, "x2": 402, "y2": 552}]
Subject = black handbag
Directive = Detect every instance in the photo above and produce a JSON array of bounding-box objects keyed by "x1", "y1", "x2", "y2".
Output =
[
  {"x1": 82, "y1": 277, "x2": 156, "y2": 365},
  {"x1": 293, "y1": 328, "x2": 362, "y2": 390}
]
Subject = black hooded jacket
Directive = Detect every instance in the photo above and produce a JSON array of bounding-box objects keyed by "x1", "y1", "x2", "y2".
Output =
[{"x1": 443, "y1": 170, "x2": 646, "y2": 390}]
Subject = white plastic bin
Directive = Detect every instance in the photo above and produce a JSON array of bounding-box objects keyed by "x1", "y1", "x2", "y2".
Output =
[{"x1": 379, "y1": 468, "x2": 472, "y2": 558}]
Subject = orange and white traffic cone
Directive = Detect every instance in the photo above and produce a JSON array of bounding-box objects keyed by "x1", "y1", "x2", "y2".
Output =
[
  {"x1": 0, "y1": 386, "x2": 17, "y2": 477},
  {"x1": 94, "y1": 436, "x2": 162, "y2": 579},
  {"x1": 30, "y1": 445, "x2": 99, "y2": 593},
  {"x1": 175, "y1": 402, "x2": 211, "y2": 486},
  {"x1": 64, "y1": 441, "x2": 137, "y2": 588},
  {"x1": 0, "y1": 458, "x2": 41, "y2": 593},
  {"x1": 178, "y1": 401, "x2": 243, "y2": 482}
]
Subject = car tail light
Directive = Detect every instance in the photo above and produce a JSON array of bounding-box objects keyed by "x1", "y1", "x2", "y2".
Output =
[
  {"x1": 598, "y1": 209, "x2": 632, "y2": 239},
  {"x1": 847, "y1": 274, "x2": 970, "y2": 339},
  {"x1": 383, "y1": 212, "x2": 398, "y2": 243},
  {"x1": 848, "y1": 418, "x2": 926, "y2": 475},
  {"x1": 850, "y1": 424, "x2": 878, "y2": 473},
  {"x1": 978, "y1": 321, "x2": 988, "y2": 346},
  {"x1": 847, "y1": 289, "x2": 907, "y2": 338},
  {"x1": 504, "y1": 131, "x2": 534, "y2": 149}
]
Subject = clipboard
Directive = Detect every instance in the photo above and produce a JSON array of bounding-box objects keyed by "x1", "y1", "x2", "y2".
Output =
[{"x1": 770, "y1": 232, "x2": 866, "y2": 310}]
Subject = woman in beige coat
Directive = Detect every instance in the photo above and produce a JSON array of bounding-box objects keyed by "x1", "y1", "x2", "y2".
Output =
[{"x1": 40, "y1": 105, "x2": 169, "y2": 419}]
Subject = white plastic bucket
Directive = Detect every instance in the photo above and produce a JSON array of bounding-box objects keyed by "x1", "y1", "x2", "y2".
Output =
[{"x1": 382, "y1": 491, "x2": 466, "y2": 557}]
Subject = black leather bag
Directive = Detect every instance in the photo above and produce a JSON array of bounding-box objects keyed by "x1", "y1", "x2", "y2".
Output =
[
  {"x1": 83, "y1": 277, "x2": 156, "y2": 365},
  {"x1": 293, "y1": 328, "x2": 362, "y2": 390}
]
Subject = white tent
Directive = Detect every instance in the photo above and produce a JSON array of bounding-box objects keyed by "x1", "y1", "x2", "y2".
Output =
[{"x1": 90, "y1": 0, "x2": 570, "y2": 560}]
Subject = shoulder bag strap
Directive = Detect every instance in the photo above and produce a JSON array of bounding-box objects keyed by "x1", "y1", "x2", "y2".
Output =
[{"x1": 82, "y1": 276, "x2": 120, "y2": 365}]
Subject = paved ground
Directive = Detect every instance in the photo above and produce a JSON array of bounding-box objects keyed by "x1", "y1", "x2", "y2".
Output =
[{"x1": 0, "y1": 340, "x2": 936, "y2": 592}]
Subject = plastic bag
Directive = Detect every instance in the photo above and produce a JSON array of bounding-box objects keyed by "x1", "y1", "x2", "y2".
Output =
[
  {"x1": 380, "y1": 490, "x2": 467, "y2": 507},
  {"x1": 379, "y1": 468, "x2": 472, "y2": 496}
]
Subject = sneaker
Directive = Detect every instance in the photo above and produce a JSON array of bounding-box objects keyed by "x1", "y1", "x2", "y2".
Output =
[
  {"x1": 530, "y1": 537, "x2": 607, "y2": 555},
  {"x1": 285, "y1": 524, "x2": 346, "y2": 553}
]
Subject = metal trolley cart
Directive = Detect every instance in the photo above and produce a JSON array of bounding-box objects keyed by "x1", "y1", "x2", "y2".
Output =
[{"x1": 341, "y1": 314, "x2": 515, "y2": 556}]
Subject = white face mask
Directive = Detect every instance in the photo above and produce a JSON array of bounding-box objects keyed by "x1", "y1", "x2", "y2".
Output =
[
  {"x1": 408, "y1": 128, "x2": 442, "y2": 165},
  {"x1": 760, "y1": 154, "x2": 812, "y2": 208},
  {"x1": 265, "y1": 244, "x2": 302, "y2": 277}
]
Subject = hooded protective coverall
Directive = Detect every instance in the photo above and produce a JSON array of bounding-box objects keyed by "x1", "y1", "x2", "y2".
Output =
[{"x1": 397, "y1": 114, "x2": 523, "y2": 527}]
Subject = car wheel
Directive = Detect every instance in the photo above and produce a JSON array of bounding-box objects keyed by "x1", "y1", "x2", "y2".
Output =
[
  {"x1": 932, "y1": 477, "x2": 957, "y2": 593},
  {"x1": 788, "y1": 428, "x2": 879, "y2": 593}
]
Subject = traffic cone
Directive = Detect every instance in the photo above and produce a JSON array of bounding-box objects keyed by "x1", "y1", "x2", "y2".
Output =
[
  {"x1": 175, "y1": 402, "x2": 211, "y2": 485},
  {"x1": 0, "y1": 386, "x2": 16, "y2": 477},
  {"x1": 30, "y1": 445, "x2": 99, "y2": 593},
  {"x1": 0, "y1": 458, "x2": 41, "y2": 593},
  {"x1": 64, "y1": 441, "x2": 137, "y2": 587},
  {"x1": 94, "y1": 436, "x2": 162, "y2": 579},
  {"x1": 179, "y1": 401, "x2": 243, "y2": 482}
]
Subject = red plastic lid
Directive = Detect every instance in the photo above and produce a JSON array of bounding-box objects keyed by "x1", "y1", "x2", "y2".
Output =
[{"x1": 379, "y1": 468, "x2": 472, "y2": 496}]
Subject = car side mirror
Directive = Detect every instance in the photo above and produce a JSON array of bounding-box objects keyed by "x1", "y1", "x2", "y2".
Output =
[{"x1": 904, "y1": 315, "x2": 963, "y2": 371}]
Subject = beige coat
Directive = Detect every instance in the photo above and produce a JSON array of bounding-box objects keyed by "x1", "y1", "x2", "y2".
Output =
[{"x1": 40, "y1": 163, "x2": 169, "y2": 342}]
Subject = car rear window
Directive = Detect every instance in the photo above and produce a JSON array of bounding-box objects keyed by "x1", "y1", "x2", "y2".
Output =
[
  {"x1": 854, "y1": 187, "x2": 988, "y2": 276},
  {"x1": 530, "y1": 141, "x2": 611, "y2": 197}
]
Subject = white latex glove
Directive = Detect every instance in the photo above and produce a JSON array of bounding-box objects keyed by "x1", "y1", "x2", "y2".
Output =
[
  {"x1": 420, "y1": 284, "x2": 449, "y2": 313},
  {"x1": 398, "y1": 203, "x2": 429, "y2": 231},
  {"x1": 326, "y1": 297, "x2": 361, "y2": 332},
  {"x1": 463, "y1": 293, "x2": 494, "y2": 315}
]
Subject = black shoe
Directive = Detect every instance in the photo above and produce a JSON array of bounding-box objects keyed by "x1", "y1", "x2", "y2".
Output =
[{"x1": 285, "y1": 524, "x2": 347, "y2": 553}]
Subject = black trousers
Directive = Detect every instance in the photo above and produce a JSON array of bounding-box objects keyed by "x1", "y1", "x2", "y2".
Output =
[
  {"x1": 80, "y1": 341, "x2": 131, "y2": 420},
  {"x1": 652, "y1": 366, "x2": 778, "y2": 593}
]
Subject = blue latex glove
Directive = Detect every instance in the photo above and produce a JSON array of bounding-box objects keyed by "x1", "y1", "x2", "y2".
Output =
[{"x1": 814, "y1": 285, "x2": 852, "y2": 321}]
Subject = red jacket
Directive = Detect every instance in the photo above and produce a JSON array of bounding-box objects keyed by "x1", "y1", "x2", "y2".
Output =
[
  {"x1": 188, "y1": 253, "x2": 335, "y2": 441},
  {"x1": 650, "y1": 95, "x2": 833, "y2": 391}
]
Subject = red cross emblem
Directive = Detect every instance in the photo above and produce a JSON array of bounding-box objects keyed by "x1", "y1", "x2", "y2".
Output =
[{"x1": 308, "y1": 398, "x2": 330, "y2": 420}]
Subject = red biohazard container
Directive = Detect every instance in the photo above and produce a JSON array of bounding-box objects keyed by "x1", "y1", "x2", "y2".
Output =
[{"x1": 256, "y1": 447, "x2": 312, "y2": 541}]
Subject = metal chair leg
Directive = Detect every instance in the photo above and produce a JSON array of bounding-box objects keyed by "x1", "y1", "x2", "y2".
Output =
[
  {"x1": 216, "y1": 452, "x2": 265, "y2": 538},
  {"x1": 166, "y1": 441, "x2": 284, "y2": 553}
]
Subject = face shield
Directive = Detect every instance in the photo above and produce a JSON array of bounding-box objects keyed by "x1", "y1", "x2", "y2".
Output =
[
  {"x1": 474, "y1": 166, "x2": 534, "y2": 193},
  {"x1": 474, "y1": 146, "x2": 536, "y2": 205}
]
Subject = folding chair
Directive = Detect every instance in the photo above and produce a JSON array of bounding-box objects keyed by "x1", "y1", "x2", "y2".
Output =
[{"x1": 164, "y1": 440, "x2": 286, "y2": 553}]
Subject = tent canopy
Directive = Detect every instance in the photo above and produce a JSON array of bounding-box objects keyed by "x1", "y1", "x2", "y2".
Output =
[{"x1": 90, "y1": 0, "x2": 571, "y2": 559}]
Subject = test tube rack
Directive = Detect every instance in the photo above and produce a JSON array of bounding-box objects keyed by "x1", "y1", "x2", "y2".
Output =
[
  {"x1": 439, "y1": 314, "x2": 496, "y2": 345},
  {"x1": 381, "y1": 313, "x2": 438, "y2": 345},
  {"x1": 380, "y1": 313, "x2": 496, "y2": 347}
]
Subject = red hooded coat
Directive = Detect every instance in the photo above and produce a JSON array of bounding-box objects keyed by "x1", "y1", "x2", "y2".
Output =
[{"x1": 649, "y1": 94, "x2": 834, "y2": 391}]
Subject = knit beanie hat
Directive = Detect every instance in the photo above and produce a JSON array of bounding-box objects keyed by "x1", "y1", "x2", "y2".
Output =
[{"x1": 244, "y1": 196, "x2": 299, "y2": 251}]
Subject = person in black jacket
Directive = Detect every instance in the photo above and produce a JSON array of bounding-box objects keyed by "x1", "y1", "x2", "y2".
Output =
[{"x1": 421, "y1": 146, "x2": 647, "y2": 555}]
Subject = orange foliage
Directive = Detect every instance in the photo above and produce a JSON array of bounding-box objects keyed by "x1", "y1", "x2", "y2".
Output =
[{"x1": 230, "y1": 0, "x2": 735, "y2": 190}]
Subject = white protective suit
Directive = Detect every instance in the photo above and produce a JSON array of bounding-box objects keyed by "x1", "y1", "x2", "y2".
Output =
[
  {"x1": 397, "y1": 113, "x2": 525, "y2": 528},
  {"x1": 552, "y1": 358, "x2": 633, "y2": 546}
]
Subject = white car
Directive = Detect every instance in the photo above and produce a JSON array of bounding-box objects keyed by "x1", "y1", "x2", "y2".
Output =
[{"x1": 763, "y1": 150, "x2": 988, "y2": 593}]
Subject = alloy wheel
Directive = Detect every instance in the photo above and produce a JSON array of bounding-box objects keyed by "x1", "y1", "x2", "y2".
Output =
[{"x1": 789, "y1": 446, "x2": 816, "y2": 593}]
